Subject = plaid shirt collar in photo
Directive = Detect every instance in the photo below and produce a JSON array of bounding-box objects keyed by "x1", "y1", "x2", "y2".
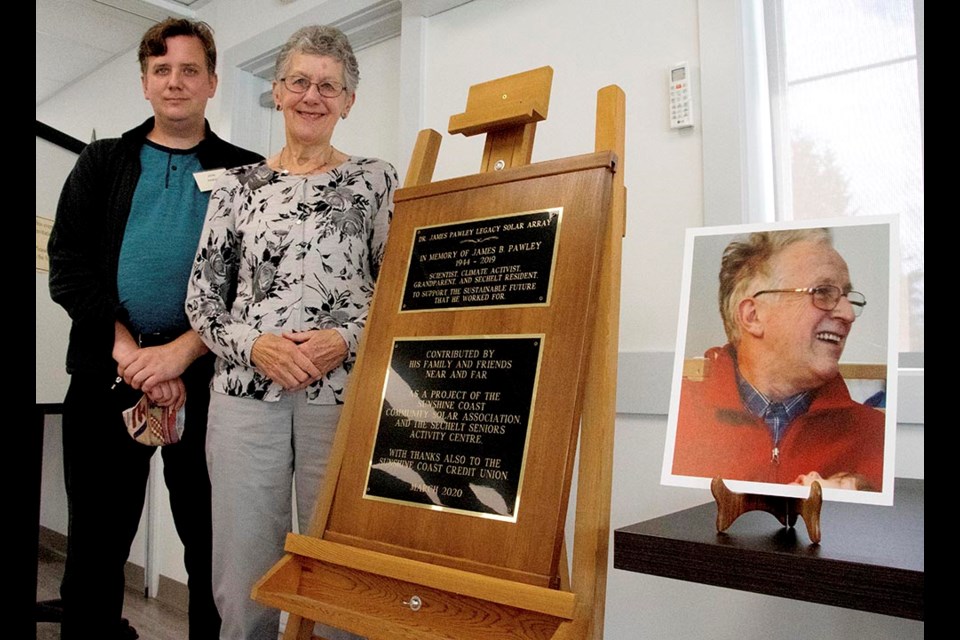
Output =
[{"x1": 732, "y1": 352, "x2": 812, "y2": 462}]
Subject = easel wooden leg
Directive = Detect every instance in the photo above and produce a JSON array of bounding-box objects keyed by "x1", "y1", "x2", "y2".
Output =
[
  {"x1": 403, "y1": 129, "x2": 442, "y2": 188},
  {"x1": 283, "y1": 613, "x2": 314, "y2": 640},
  {"x1": 558, "y1": 539, "x2": 571, "y2": 592},
  {"x1": 562, "y1": 84, "x2": 626, "y2": 640}
]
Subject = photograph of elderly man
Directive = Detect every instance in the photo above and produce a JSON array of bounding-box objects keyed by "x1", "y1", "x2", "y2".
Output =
[{"x1": 670, "y1": 228, "x2": 886, "y2": 492}]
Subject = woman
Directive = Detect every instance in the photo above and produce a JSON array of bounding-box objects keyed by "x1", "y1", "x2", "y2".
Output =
[{"x1": 186, "y1": 25, "x2": 396, "y2": 639}]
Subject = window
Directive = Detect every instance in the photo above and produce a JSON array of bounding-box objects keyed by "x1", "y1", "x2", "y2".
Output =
[{"x1": 762, "y1": 0, "x2": 923, "y2": 352}]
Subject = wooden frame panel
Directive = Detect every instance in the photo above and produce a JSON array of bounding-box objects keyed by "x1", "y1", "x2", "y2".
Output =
[{"x1": 315, "y1": 153, "x2": 615, "y2": 587}]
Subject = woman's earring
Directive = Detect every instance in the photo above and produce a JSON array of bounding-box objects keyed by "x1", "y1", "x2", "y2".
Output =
[
  {"x1": 341, "y1": 113, "x2": 348, "y2": 120},
  {"x1": 275, "y1": 104, "x2": 282, "y2": 111}
]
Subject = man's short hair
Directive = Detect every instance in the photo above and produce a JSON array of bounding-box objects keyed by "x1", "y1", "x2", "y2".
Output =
[
  {"x1": 138, "y1": 18, "x2": 217, "y2": 74},
  {"x1": 718, "y1": 228, "x2": 833, "y2": 344}
]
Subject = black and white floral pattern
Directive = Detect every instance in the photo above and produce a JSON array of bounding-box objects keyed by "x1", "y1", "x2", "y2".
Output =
[{"x1": 186, "y1": 157, "x2": 396, "y2": 404}]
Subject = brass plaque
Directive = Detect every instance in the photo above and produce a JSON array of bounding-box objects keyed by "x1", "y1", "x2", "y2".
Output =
[
  {"x1": 400, "y1": 208, "x2": 561, "y2": 311},
  {"x1": 36, "y1": 216, "x2": 53, "y2": 272},
  {"x1": 364, "y1": 336, "x2": 544, "y2": 521}
]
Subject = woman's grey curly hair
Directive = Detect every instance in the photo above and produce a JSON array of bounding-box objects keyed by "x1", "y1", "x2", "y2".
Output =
[{"x1": 274, "y1": 25, "x2": 359, "y2": 93}]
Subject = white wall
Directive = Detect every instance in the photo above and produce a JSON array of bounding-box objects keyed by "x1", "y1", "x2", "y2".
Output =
[
  {"x1": 36, "y1": 136, "x2": 78, "y2": 555},
  {"x1": 36, "y1": 137, "x2": 76, "y2": 404},
  {"x1": 423, "y1": 0, "x2": 703, "y2": 353},
  {"x1": 36, "y1": 0, "x2": 923, "y2": 636},
  {"x1": 36, "y1": 52, "x2": 150, "y2": 142}
]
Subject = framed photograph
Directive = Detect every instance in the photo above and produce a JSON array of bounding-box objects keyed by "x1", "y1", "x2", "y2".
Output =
[{"x1": 661, "y1": 217, "x2": 898, "y2": 505}]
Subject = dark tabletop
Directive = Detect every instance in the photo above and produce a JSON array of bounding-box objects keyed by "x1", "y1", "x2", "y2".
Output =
[{"x1": 614, "y1": 478, "x2": 923, "y2": 620}]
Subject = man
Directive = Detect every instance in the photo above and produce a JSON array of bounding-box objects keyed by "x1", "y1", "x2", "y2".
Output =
[
  {"x1": 48, "y1": 18, "x2": 261, "y2": 639},
  {"x1": 671, "y1": 229, "x2": 885, "y2": 491}
]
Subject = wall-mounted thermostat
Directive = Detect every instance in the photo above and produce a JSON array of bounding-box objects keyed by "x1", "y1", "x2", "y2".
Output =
[{"x1": 669, "y1": 62, "x2": 694, "y2": 129}]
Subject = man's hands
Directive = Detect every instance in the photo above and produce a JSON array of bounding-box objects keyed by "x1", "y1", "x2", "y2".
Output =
[
  {"x1": 251, "y1": 330, "x2": 348, "y2": 391},
  {"x1": 793, "y1": 471, "x2": 870, "y2": 491},
  {"x1": 113, "y1": 322, "x2": 208, "y2": 411},
  {"x1": 142, "y1": 378, "x2": 187, "y2": 411}
]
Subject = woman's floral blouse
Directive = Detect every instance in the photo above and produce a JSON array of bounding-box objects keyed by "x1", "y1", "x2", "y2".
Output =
[{"x1": 186, "y1": 157, "x2": 396, "y2": 404}]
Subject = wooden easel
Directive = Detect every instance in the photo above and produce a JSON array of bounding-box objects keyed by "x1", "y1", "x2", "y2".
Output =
[{"x1": 254, "y1": 66, "x2": 626, "y2": 640}]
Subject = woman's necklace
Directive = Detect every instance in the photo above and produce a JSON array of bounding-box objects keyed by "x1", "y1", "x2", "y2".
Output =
[{"x1": 278, "y1": 145, "x2": 336, "y2": 175}]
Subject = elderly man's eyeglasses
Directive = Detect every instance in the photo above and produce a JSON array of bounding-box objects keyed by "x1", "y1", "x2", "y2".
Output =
[
  {"x1": 280, "y1": 76, "x2": 345, "y2": 98},
  {"x1": 752, "y1": 285, "x2": 866, "y2": 317}
]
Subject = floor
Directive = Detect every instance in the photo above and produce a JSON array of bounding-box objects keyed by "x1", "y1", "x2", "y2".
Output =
[{"x1": 36, "y1": 545, "x2": 189, "y2": 640}]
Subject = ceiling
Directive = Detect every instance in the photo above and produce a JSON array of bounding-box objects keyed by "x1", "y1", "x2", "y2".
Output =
[
  {"x1": 37, "y1": 0, "x2": 465, "y2": 108},
  {"x1": 36, "y1": 0, "x2": 212, "y2": 106}
]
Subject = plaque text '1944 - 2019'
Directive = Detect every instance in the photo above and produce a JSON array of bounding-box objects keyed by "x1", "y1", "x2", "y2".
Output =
[
  {"x1": 401, "y1": 209, "x2": 561, "y2": 311},
  {"x1": 365, "y1": 336, "x2": 543, "y2": 521}
]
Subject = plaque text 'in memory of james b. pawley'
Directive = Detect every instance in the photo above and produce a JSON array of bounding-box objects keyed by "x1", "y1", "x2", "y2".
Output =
[{"x1": 401, "y1": 209, "x2": 561, "y2": 311}]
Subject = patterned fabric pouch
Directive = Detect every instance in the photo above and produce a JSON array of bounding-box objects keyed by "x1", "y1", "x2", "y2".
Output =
[{"x1": 122, "y1": 394, "x2": 185, "y2": 446}]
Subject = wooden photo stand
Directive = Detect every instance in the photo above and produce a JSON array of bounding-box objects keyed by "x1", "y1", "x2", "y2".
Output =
[
  {"x1": 711, "y1": 478, "x2": 824, "y2": 544},
  {"x1": 254, "y1": 66, "x2": 626, "y2": 640}
]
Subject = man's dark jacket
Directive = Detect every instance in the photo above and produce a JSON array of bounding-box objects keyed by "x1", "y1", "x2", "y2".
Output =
[{"x1": 48, "y1": 117, "x2": 262, "y2": 375}]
